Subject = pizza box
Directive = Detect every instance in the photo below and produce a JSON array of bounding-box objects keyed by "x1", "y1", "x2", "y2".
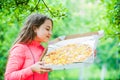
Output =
[{"x1": 42, "y1": 30, "x2": 104, "y2": 70}]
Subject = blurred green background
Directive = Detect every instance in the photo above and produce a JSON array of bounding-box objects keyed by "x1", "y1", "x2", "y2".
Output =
[{"x1": 0, "y1": 0, "x2": 120, "y2": 80}]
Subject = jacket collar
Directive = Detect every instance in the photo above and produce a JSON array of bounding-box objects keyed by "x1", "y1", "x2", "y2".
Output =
[{"x1": 29, "y1": 40, "x2": 40, "y2": 47}]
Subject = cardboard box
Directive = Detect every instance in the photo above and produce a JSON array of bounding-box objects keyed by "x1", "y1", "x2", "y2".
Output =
[{"x1": 42, "y1": 30, "x2": 104, "y2": 70}]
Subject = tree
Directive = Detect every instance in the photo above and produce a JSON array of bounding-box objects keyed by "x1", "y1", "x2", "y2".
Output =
[{"x1": 0, "y1": 0, "x2": 67, "y2": 79}]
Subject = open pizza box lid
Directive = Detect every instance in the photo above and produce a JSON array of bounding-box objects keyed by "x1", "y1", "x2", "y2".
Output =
[{"x1": 42, "y1": 30, "x2": 104, "y2": 70}]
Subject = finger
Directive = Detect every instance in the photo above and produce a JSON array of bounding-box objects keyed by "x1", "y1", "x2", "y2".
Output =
[
  {"x1": 38, "y1": 61, "x2": 44, "y2": 65},
  {"x1": 94, "y1": 50, "x2": 97, "y2": 57},
  {"x1": 39, "y1": 70, "x2": 44, "y2": 74},
  {"x1": 41, "y1": 67, "x2": 52, "y2": 70},
  {"x1": 39, "y1": 69, "x2": 52, "y2": 74},
  {"x1": 40, "y1": 69, "x2": 52, "y2": 73}
]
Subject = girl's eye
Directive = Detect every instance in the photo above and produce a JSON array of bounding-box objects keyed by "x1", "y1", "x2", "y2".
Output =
[{"x1": 46, "y1": 28, "x2": 50, "y2": 31}]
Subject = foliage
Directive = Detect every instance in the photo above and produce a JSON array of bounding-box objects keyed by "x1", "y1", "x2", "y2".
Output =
[
  {"x1": 50, "y1": 0, "x2": 120, "y2": 79},
  {"x1": 101, "y1": 0, "x2": 120, "y2": 38},
  {"x1": 0, "y1": 0, "x2": 67, "y2": 79},
  {"x1": 96, "y1": 0, "x2": 120, "y2": 79},
  {"x1": 0, "y1": 0, "x2": 119, "y2": 80}
]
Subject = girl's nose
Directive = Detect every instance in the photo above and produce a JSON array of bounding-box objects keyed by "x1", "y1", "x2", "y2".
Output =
[{"x1": 49, "y1": 31, "x2": 52, "y2": 35}]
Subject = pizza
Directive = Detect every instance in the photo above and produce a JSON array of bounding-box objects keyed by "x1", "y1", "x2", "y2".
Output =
[{"x1": 42, "y1": 44, "x2": 92, "y2": 65}]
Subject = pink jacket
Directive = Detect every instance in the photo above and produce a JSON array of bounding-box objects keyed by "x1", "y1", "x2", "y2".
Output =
[{"x1": 5, "y1": 41, "x2": 48, "y2": 80}]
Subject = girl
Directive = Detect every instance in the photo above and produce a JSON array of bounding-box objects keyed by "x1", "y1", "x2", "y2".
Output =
[
  {"x1": 5, "y1": 13, "x2": 53, "y2": 80},
  {"x1": 5, "y1": 13, "x2": 98, "y2": 80}
]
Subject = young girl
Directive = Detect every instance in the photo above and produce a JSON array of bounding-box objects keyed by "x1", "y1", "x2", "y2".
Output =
[
  {"x1": 5, "y1": 13, "x2": 53, "y2": 80},
  {"x1": 5, "y1": 13, "x2": 98, "y2": 80}
]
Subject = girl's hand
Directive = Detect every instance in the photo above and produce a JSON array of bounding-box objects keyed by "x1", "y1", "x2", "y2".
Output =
[
  {"x1": 94, "y1": 50, "x2": 97, "y2": 57},
  {"x1": 30, "y1": 61, "x2": 52, "y2": 74}
]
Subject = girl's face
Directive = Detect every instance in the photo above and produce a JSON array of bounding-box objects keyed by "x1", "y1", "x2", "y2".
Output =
[{"x1": 34, "y1": 19, "x2": 52, "y2": 42}]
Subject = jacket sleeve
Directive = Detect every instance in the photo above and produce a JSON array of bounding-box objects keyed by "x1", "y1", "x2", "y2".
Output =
[{"x1": 5, "y1": 44, "x2": 33, "y2": 80}]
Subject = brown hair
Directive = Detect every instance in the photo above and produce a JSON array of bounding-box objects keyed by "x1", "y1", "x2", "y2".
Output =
[{"x1": 14, "y1": 13, "x2": 53, "y2": 44}]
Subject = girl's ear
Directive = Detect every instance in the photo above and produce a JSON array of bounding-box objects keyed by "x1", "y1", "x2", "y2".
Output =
[{"x1": 33, "y1": 26, "x2": 37, "y2": 33}]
